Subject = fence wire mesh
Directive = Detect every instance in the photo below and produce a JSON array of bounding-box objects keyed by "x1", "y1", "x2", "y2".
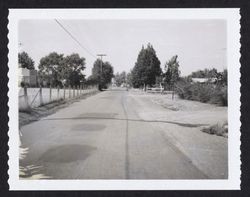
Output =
[{"x1": 19, "y1": 85, "x2": 97, "y2": 110}]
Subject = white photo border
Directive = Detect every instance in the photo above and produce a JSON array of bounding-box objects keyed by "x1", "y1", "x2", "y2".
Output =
[{"x1": 8, "y1": 8, "x2": 241, "y2": 190}]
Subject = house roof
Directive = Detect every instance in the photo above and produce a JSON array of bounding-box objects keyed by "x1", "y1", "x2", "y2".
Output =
[{"x1": 191, "y1": 78, "x2": 217, "y2": 83}]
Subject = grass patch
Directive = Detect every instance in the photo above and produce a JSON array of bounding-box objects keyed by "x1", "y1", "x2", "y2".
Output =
[{"x1": 201, "y1": 122, "x2": 228, "y2": 137}]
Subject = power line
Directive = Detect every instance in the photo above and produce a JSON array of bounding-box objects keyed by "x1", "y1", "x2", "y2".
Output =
[{"x1": 54, "y1": 19, "x2": 96, "y2": 59}]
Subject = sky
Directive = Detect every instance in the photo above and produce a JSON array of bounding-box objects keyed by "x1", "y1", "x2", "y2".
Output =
[{"x1": 18, "y1": 19, "x2": 227, "y2": 77}]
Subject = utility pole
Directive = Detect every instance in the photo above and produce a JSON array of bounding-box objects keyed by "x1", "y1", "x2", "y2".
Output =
[
  {"x1": 97, "y1": 54, "x2": 107, "y2": 73},
  {"x1": 97, "y1": 54, "x2": 107, "y2": 90}
]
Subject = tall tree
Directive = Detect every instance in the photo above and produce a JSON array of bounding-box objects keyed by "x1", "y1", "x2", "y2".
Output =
[
  {"x1": 91, "y1": 59, "x2": 114, "y2": 89},
  {"x1": 62, "y1": 53, "x2": 86, "y2": 86},
  {"x1": 131, "y1": 43, "x2": 162, "y2": 88},
  {"x1": 18, "y1": 51, "x2": 35, "y2": 70},
  {"x1": 164, "y1": 55, "x2": 180, "y2": 86},
  {"x1": 102, "y1": 62, "x2": 114, "y2": 85}
]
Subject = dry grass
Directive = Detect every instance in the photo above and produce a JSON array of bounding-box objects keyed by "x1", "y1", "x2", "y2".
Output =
[{"x1": 201, "y1": 122, "x2": 228, "y2": 137}]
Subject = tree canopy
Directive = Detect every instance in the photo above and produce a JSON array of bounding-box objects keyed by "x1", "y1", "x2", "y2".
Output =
[
  {"x1": 131, "y1": 43, "x2": 162, "y2": 88},
  {"x1": 18, "y1": 51, "x2": 35, "y2": 70},
  {"x1": 190, "y1": 68, "x2": 218, "y2": 78},
  {"x1": 62, "y1": 53, "x2": 86, "y2": 86},
  {"x1": 164, "y1": 55, "x2": 180, "y2": 86},
  {"x1": 90, "y1": 59, "x2": 114, "y2": 89},
  {"x1": 38, "y1": 52, "x2": 86, "y2": 87}
]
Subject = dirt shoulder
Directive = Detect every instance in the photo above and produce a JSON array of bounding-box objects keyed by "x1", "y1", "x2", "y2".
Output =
[
  {"x1": 130, "y1": 90, "x2": 227, "y2": 130},
  {"x1": 19, "y1": 90, "x2": 100, "y2": 128},
  {"x1": 128, "y1": 90, "x2": 228, "y2": 179}
]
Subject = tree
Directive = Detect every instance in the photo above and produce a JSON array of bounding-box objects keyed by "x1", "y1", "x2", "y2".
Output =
[
  {"x1": 38, "y1": 52, "x2": 86, "y2": 87},
  {"x1": 126, "y1": 71, "x2": 133, "y2": 87},
  {"x1": 38, "y1": 52, "x2": 64, "y2": 87},
  {"x1": 62, "y1": 53, "x2": 86, "y2": 86},
  {"x1": 155, "y1": 76, "x2": 163, "y2": 86},
  {"x1": 114, "y1": 71, "x2": 126, "y2": 86},
  {"x1": 90, "y1": 59, "x2": 114, "y2": 89},
  {"x1": 18, "y1": 51, "x2": 35, "y2": 70},
  {"x1": 102, "y1": 62, "x2": 114, "y2": 85},
  {"x1": 190, "y1": 68, "x2": 218, "y2": 79},
  {"x1": 164, "y1": 55, "x2": 180, "y2": 87},
  {"x1": 131, "y1": 43, "x2": 162, "y2": 88},
  {"x1": 191, "y1": 70, "x2": 205, "y2": 78},
  {"x1": 221, "y1": 69, "x2": 227, "y2": 85}
]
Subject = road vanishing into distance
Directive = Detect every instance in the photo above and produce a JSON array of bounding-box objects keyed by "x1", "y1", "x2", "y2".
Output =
[{"x1": 20, "y1": 87, "x2": 226, "y2": 179}]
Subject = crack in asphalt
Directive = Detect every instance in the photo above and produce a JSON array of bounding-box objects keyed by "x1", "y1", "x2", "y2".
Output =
[
  {"x1": 42, "y1": 116, "x2": 207, "y2": 128},
  {"x1": 121, "y1": 92, "x2": 130, "y2": 179}
]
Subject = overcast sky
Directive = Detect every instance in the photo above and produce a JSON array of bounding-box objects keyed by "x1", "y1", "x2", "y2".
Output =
[{"x1": 19, "y1": 19, "x2": 227, "y2": 77}]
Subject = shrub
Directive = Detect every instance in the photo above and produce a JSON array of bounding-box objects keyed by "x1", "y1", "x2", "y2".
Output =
[
  {"x1": 209, "y1": 86, "x2": 227, "y2": 106},
  {"x1": 176, "y1": 81, "x2": 227, "y2": 106},
  {"x1": 202, "y1": 122, "x2": 228, "y2": 137}
]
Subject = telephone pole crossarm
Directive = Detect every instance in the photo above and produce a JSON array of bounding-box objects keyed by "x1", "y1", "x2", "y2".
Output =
[{"x1": 97, "y1": 54, "x2": 107, "y2": 73}]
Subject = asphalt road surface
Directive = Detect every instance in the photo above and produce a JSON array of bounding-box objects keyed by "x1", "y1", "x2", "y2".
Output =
[{"x1": 20, "y1": 88, "x2": 212, "y2": 179}]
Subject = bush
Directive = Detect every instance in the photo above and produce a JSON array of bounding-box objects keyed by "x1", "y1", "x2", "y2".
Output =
[
  {"x1": 209, "y1": 86, "x2": 227, "y2": 106},
  {"x1": 202, "y1": 122, "x2": 228, "y2": 137},
  {"x1": 20, "y1": 82, "x2": 30, "y2": 88},
  {"x1": 176, "y1": 81, "x2": 227, "y2": 106}
]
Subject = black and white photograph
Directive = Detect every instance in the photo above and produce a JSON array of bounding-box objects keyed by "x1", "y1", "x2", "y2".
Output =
[{"x1": 7, "y1": 9, "x2": 241, "y2": 190}]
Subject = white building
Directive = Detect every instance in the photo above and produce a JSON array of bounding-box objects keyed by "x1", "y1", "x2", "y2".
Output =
[
  {"x1": 191, "y1": 77, "x2": 217, "y2": 84},
  {"x1": 18, "y1": 67, "x2": 38, "y2": 86}
]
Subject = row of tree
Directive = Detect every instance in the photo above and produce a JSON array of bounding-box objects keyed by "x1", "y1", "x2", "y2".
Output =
[
  {"x1": 128, "y1": 43, "x2": 180, "y2": 89},
  {"x1": 18, "y1": 51, "x2": 114, "y2": 89},
  {"x1": 123, "y1": 44, "x2": 226, "y2": 89}
]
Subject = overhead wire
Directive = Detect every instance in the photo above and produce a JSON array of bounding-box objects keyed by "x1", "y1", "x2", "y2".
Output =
[{"x1": 54, "y1": 19, "x2": 97, "y2": 59}]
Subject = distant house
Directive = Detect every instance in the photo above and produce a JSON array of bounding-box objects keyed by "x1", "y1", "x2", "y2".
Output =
[
  {"x1": 191, "y1": 77, "x2": 217, "y2": 84},
  {"x1": 18, "y1": 67, "x2": 38, "y2": 86}
]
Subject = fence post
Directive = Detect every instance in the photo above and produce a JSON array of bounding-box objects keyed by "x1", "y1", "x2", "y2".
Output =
[
  {"x1": 63, "y1": 86, "x2": 65, "y2": 100},
  {"x1": 57, "y1": 86, "x2": 60, "y2": 100},
  {"x1": 39, "y1": 86, "x2": 43, "y2": 106},
  {"x1": 49, "y1": 85, "x2": 52, "y2": 102},
  {"x1": 23, "y1": 85, "x2": 29, "y2": 109},
  {"x1": 69, "y1": 85, "x2": 71, "y2": 98},
  {"x1": 73, "y1": 86, "x2": 75, "y2": 98}
]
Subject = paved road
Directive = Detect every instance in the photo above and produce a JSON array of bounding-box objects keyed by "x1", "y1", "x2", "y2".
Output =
[{"x1": 20, "y1": 88, "x2": 209, "y2": 179}]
